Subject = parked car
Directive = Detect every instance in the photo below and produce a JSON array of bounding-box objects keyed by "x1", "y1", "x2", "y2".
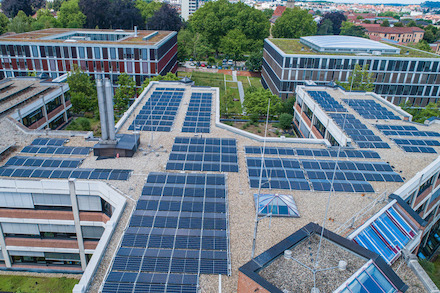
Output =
[{"x1": 228, "y1": 59, "x2": 233, "y2": 65}]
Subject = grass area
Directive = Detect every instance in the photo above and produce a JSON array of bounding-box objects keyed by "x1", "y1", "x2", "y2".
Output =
[
  {"x1": 270, "y1": 38, "x2": 440, "y2": 58},
  {"x1": 228, "y1": 121, "x2": 297, "y2": 138},
  {"x1": 66, "y1": 116, "x2": 101, "y2": 136},
  {"x1": 0, "y1": 275, "x2": 78, "y2": 293},
  {"x1": 249, "y1": 76, "x2": 263, "y2": 88},
  {"x1": 420, "y1": 258, "x2": 440, "y2": 288},
  {"x1": 177, "y1": 71, "x2": 191, "y2": 78}
]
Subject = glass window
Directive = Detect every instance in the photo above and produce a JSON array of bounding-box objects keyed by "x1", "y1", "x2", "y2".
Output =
[
  {"x1": 31, "y1": 46, "x2": 39, "y2": 57},
  {"x1": 78, "y1": 47, "x2": 85, "y2": 59},
  {"x1": 110, "y1": 48, "x2": 116, "y2": 59},
  {"x1": 94, "y1": 47, "x2": 100, "y2": 59},
  {"x1": 141, "y1": 49, "x2": 147, "y2": 60}
]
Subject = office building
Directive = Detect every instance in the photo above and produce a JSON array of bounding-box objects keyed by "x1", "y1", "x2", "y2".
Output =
[
  {"x1": 0, "y1": 81, "x2": 439, "y2": 292},
  {"x1": 361, "y1": 24, "x2": 425, "y2": 44},
  {"x1": 0, "y1": 28, "x2": 178, "y2": 87},
  {"x1": 0, "y1": 77, "x2": 71, "y2": 130},
  {"x1": 181, "y1": 0, "x2": 199, "y2": 21},
  {"x1": 262, "y1": 35, "x2": 440, "y2": 106}
]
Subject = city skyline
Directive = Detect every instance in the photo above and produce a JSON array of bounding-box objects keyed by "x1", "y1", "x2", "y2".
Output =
[{"x1": 330, "y1": 0, "x2": 437, "y2": 4}]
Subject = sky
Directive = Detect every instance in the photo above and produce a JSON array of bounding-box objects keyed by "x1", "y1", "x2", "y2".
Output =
[{"x1": 330, "y1": 0, "x2": 438, "y2": 3}]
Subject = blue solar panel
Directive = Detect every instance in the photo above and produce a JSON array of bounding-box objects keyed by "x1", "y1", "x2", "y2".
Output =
[
  {"x1": 166, "y1": 137, "x2": 238, "y2": 173},
  {"x1": 21, "y1": 145, "x2": 90, "y2": 155},
  {"x1": 307, "y1": 91, "x2": 347, "y2": 113},
  {"x1": 182, "y1": 92, "x2": 212, "y2": 133},
  {"x1": 343, "y1": 99, "x2": 400, "y2": 120},
  {"x1": 376, "y1": 124, "x2": 440, "y2": 137},
  {"x1": 244, "y1": 146, "x2": 381, "y2": 159},
  {"x1": 5, "y1": 156, "x2": 83, "y2": 168},
  {"x1": 128, "y1": 89, "x2": 184, "y2": 132},
  {"x1": 392, "y1": 138, "x2": 439, "y2": 153},
  {"x1": 31, "y1": 138, "x2": 68, "y2": 146},
  {"x1": 104, "y1": 172, "x2": 229, "y2": 292}
]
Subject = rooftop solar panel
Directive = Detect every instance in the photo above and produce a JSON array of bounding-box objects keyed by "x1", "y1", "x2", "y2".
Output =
[
  {"x1": 307, "y1": 91, "x2": 347, "y2": 113},
  {"x1": 31, "y1": 138, "x2": 68, "y2": 146},
  {"x1": 128, "y1": 89, "x2": 184, "y2": 132},
  {"x1": 103, "y1": 172, "x2": 229, "y2": 292},
  {"x1": 21, "y1": 145, "x2": 90, "y2": 156},
  {"x1": 182, "y1": 92, "x2": 212, "y2": 133},
  {"x1": 343, "y1": 99, "x2": 400, "y2": 120},
  {"x1": 244, "y1": 146, "x2": 381, "y2": 159}
]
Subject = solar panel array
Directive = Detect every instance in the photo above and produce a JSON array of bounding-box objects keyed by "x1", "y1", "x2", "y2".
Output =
[
  {"x1": 0, "y1": 166, "x2": 131, "y2": 180},
  {"x1": 166, "y1": 137, "x2": 238, "y2": 172},
  {"x1": 376, "y1": 124, "x2": 440, "y2": 137},
  {"x1": 353, "y1": 206, "x2": 416, "y2": 264},
  {"x1": 21, "y1": 145, "x2": 91, "y2": 156},
  {"x1": 244, "y1": 146, "x2": 381, "y2": 159},
  {"x1": 392, "y1": 138, "x2": 439, "y2": 153},
  {"x1": 103, "y1": 172, "x2": 229, "y2": 293},
  {"x1": 182, "y1": 93, "x2": 212, "y2": 133},
  {"x1": 246, "y1": 157, "x2": 402, "y2": 193},
  {"x1": 5, "y1": 156, "x2": 83, "y2": 168},
  {"x1": 31, "y1": 138, "x2": 68, "y2": 146},
  {"x1": 128, "y1": 88, "x2": 184, "y2": 132},
  {"x1": 343, "y1": 99, "x2": 400, "y2": 120},
  {"x1": 1, "y1": 156, "x2": 131, "y2": 180},
  {"x1": 330, "y1": 113, "x2": 390, "y2": 149},
  {"x1": 307, "y1": 91, "x2": 347, "y2": 113}
]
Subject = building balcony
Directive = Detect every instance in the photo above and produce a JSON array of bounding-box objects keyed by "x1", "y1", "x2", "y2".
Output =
[
  {"x1": 414, "y1": 186, "x2": 433, "y2": 208},
  {"x1": 311, "y1": 126, "x2": 324, "y2": 139},
  {"x1": 301, "y1": 112, "x2": 312, "y2": 128},
  {"x1": 5, "y1": 237, "x2": 98, "y2": 250}
]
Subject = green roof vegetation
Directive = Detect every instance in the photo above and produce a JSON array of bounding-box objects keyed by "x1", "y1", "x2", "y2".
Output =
[
  {"x1": 0, "y1": 275, "x2": 78, "y2": 293},
  {"x1": 269, "y1": 38, "x2": 440, "y2": 58}
]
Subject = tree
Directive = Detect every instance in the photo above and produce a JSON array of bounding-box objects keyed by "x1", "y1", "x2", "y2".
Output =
[
  {"x1": 337, "y1": 64, "x2": 374, "y2": 92},
  {"x1": 190, "y1": 0, "x2": 269, "y2": 55},
  {"x1": 31, "y1": 9, "x2": 61, "y2": 30},
  {"x1": 114, "y1": 73, "x2": 137, "y2": 115},
  {"x1": 58, "y1": 0, "x2": 86, "y2": 28},
  {"x1": 381, "y1": 19, "x2": 390, "y2": 27},
  {"x1": 141, "y1": 72, "x2": 180, "y2": 90},
  {"x1": 0, "y1": 13, "x2": 10, "y2": 35},
  {"x1": 262, "y1": 9, "x2": 273, "y2": 20},
  {"x1": 67, "y1": 66, "x2": 98, "y2": 114},
  {"x1": 317, "y1": 11, "x2": 346, "y2": 35},
  {"x1": 177, "y1": 28, "x2": 213, "y2": 61},
  {"x1": 108, "y1": 0, "x2": 144, "y2": 29},
  {"x1": 317, "y1": 18, "x2": 333, "y2": 35},
  {"x1": 243, "y1": 88, "x2": 281, "y2": 117},
  {"x1": 279, "y1": 96, "x2": 296, "y2": 115},
  {"x1": 278, "y1": 113, "x2": 293, "y2": 130},
  {"x1": 272, "y1": 7, "x2": 316, "y2": 38},
  {"x1": 147, "y1": 4, "x2": 182, "y2": 31},
  {"x1": 220, "y1": 29, "x2": 248, "y2": 64},
  {"x1": 79, "y1": 0, "x2": 111, "y2": 28},
  {"x1": 135, "y1": 0, "x2": 162, "y2": 23},
  {"x1": 8, "y1": 10, "x2": 33, "y2": 33},
  {"x1": 416, "y1": 40, "x2": 433, "y2": 52},
  {"x1": 407, "y1": 20, "x2": 417, "y2": 27},
  {"x1": 50, "y1": 0, "x2": 65, "y2": 11},
  {"x1": 245, "y1": 50, "x2": 263, "y2": 72},
  {"x1": 340, "y1": 21, "x2": 368, "y2": 38},
  {"x1": 1, "y1": 0, "x2": 33, "y2": 17},
  {"x1": 363, "y1": 19, "x2": 371, "y2": 24},
  {"x1": 424, "y1": 24, "x2": 439, "y2": 43},
  {"x1": 394, "y1": 22, "x2": 404, "y2": 27}
]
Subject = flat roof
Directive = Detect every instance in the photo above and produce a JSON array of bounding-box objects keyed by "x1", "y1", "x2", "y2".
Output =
[
  {"x1": 0, "y1": 78, "x2": 63, "y2": 116},
  {"x1": 300, "y1": 35, "x2": 401, "y2": 54},
  {"x1": 0, "y1": 82, "x2": 433, "y2": 292},
  {"x1": 0, "y1": 28, "x2": 175, "y2": 46},
  {"x1": 269, "y1": 38, "x2": 440, "y2": 58}
]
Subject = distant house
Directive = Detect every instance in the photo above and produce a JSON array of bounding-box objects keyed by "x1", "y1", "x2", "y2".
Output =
[
  {"x1": 430, "y1": 41, "x2": 440, "y2": 55},
  {"x1": 361, "y1": 24, "x2": 425, "y2": 44},
  {"x1": 270, "y1": 6, "x2": 286, "y2": 24}
]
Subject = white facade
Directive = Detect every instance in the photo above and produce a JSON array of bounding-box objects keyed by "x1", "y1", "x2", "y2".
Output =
[{"x1": 181, "y1": 0, "x2": 199, "y2": 21}]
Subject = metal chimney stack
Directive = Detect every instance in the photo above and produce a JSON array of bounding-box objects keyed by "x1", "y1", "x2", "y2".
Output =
[{"x1": 96, "y1": 78, "x2": 117, "y2": 144}]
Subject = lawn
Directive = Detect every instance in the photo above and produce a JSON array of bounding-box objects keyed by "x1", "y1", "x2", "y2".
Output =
[
  {"x1": 0, "y1": 275, "x2": 78, "y2": 293},
  {"x1": 420, "y1": 258, "x2": 440, "y2": 288}
]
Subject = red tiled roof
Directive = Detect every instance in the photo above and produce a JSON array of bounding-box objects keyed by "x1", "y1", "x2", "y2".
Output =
[
  {"x1": 360, "y1": 25, "x2": 425, "y2": 34},
  {"x1": 273, "y1": 6, "x2": 286, "y2": 17}
]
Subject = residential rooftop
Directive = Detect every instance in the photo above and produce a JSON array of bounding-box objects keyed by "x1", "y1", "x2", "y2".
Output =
[
  {"x1": 0, "y1": 28, "x2": 175, "y2": 46},
  {"x1": 269, "y1": 37, "x2": 440, "y2": 58}
]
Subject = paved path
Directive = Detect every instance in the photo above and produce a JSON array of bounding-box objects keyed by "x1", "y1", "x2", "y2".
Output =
[{"x1": 233, "y1": 71, "x2": 245, "y2": 114}]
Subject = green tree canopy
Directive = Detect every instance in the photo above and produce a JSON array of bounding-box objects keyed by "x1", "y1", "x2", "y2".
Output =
[
  {"x1": 135, "y1": 0, "x2": 162, "y2": 23},
  {"x1": 114, "y1": 73, "x2": 137, "y2": 115},
  {"x1": 245, "y1": 50, "x2": 263, "y2": 72},
  {"x1": 416, "y1": 40, "x2": 433, "y2": 52},
  {"x1": 58, "y1": 0, "x2": 86, "y2": 28},
  {"x1": 400, "y1": 101, "x2": 440, "y2": 123},
  {"x1": 278, "y1": 113, "x2": 293, "y2": 130},
  {"x1": 380, "y1": 19, "x2": 390, "y2": 27},
  {"x1": 190, "y1": 0, "x2": 269, "y2": 55},
  {"x1": 177, "y1": 28, "x2": 213, "y2": 61},
  {"x1": 31, "y1": 9, "x2": 61, "y2": 30},
  {"x1": 317, "y1": 18, "x2": 333, "y2": 35},
  {"x1": 340, "y1": 21, "x2": 368, "y2": 38},
  {"x1": 393, "y1": 21, "x2": 403, "y2": 27},
  {"x1": 8, "y1": 10, "x2": 33, "y2": 33},
  {"x1": 220, "y1": 29, "x2": 248, "y2": 64},
  {"x1": 243, "y1": 87, "x2": 281, "y2": 117},
  {"x1": 406, "y1": 19, "x2": 417, "y2": 27},
  {"x1": 141, "y1": 72, "x2": 180, "y2": 90},
  {"x1": 272, "y1": 7, "x2": 316, "y2": 38},
  {"x1": 67, "y1": 66, "x2": 98, "y2": 114},
  {"x1": 0, "y1": 13, "x2": 10, "y2": 35},
  {"x1": 337, "y1": 64, "x2": 374, "y2": 92}
]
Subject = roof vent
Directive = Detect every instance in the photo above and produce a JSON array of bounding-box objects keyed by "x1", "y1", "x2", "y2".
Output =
[
  {"x1": 405, "y1": 50, "x2": 410, "y2": 55},
  {"x1": 372, "y1": 51, "x2": 382, "y2": 56},
  {"x1": 311, "y1": 288, "x2": 320, "y2": 293},
  {"x1": 284, "y1": 250, "x2": 292, "y2": 259},
  {"x1": 338, "y1": 260, "x2": 347, "y2": 271},
  {"x1": 301, "y1": 47, "x2": 305, "y2": 51},
  {"x1": 115, "y1": 29, "x2": 125, "y2": 32}
]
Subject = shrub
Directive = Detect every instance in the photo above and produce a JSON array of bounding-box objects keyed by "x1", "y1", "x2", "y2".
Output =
[{"x1": 279, "y1": 113, "x2": 293, "y2": 130}]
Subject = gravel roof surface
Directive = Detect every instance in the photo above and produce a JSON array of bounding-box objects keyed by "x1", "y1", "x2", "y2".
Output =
[{"x1": 0, "y1": 83, "x2": 436, "y2": 292}]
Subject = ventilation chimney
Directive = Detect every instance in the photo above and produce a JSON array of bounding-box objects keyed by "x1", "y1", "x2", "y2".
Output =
[
  {"x1": 134, "y1": 26, "x2": 138, "y2": 37},
  {"x1": 104, "y1": 78, "x2": 116, "y2": 141},
  {"x1": 338, "y1": 260, "x2": 347, "y2": 271},
  {"x1": 96, "y1": 78, "x2": 116, "y2": 144},
  {"x1": 96, "y1": 79, "x2": 108, "y2": 141}
]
